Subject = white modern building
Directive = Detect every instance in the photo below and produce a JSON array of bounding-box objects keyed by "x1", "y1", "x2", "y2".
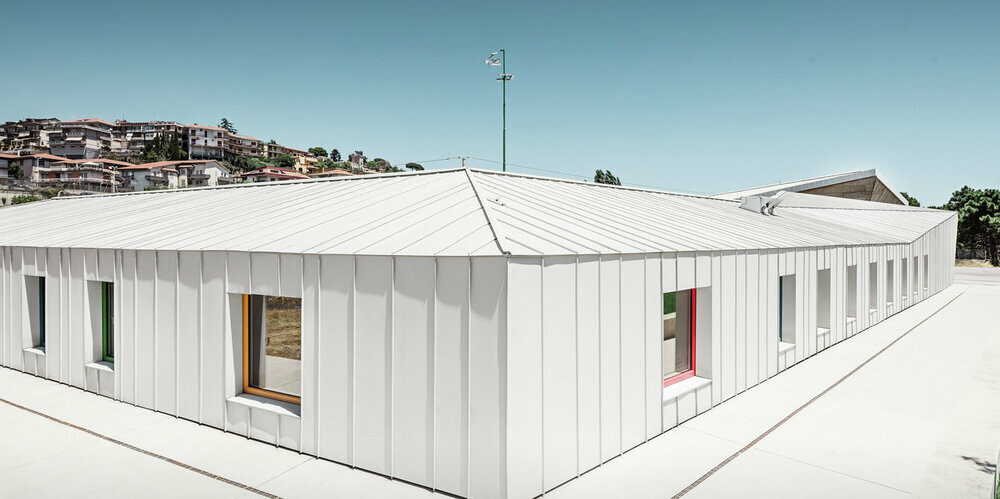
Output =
[{"x1": 0, "y1": 168, "x2": 956, "y2": 499}]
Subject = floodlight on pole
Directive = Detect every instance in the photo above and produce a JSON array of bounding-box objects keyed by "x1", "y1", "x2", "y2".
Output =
[{"x1": 484, "y1": 49, "x2": 513, "y2": 172}]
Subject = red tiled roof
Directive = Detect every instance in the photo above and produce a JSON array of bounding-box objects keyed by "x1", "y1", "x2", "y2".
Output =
[
  {"x1": 63, "y1": 118, "x2": 115, "y2": 127},
  {"x1": 238, "y1": 167, "x2": 309, "y2": 179},
  {"x1": 311, "y1": 169, "x2": 354, "y2": 177},
  {"x1": 120, "y1": 160, "x2": 215, "y2": 170},
  {"x1": 30, "y1": 153, "x2": 70, "y2": 161},
  {"x1": 185, "y1": 123, "x2": 227, "y2": 132},
  {"x1": 54, "y1": 158, "x2": 136, "y2": 167},
  {"x1": 0, "y1": 153, "x2": 20, "y2": 160}
]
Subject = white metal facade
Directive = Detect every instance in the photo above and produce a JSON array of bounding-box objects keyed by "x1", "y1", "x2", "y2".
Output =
[{"x1": 0, "y1": 169, "x2": 957, "y2": 499}]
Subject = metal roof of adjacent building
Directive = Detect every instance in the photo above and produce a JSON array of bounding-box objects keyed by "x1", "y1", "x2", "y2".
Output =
[
  {"x1": 715, "y1": 169, "x2": 908, "y2": 205},
  {"x1": 0, "y1": 168, "x2": 954, "y2": 257}
]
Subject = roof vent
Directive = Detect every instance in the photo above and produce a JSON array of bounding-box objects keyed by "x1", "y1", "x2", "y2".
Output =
[{"x1": 738, "y1": 191, "x2": 785, "y2": 215}]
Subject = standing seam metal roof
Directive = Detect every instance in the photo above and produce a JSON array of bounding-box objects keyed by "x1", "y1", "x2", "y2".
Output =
[{"x1": 0, "y1": 168, "x2": 954, "y2": 257}]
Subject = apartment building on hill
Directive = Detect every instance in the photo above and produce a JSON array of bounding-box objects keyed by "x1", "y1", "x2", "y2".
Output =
[
  {"x1": 0, "y1": 118, "x2": 60, "y2": 155},
  {"x1": 48, "y1": 119, "x2": 116, "y2": 159},
  {"x1": 34, "y1": 158, "x2": 132, "y2": 192},
  {"x1": 114, "y1": 120, "x2": 185, "y2": 155},
  {"x1": 185, "y1": 124, "x2": 228, "y2": 160},
  {"x1": 119, "y1": 160, "x2": 232, "y2": 191},
  {"x1": 228, "y1": 134, "x2": 264, "y2": 157}
]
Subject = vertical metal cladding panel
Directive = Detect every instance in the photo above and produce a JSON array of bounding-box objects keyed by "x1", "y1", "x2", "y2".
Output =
[
  {"x1": 619, "y1": 255, "x2": 645, "y2": 452},
  {"x1": 353, "y1": 255, "x2": 393, "y2": 475},
  {"x1": 434, "y1": 257, "x2": 470, "y2": 496},
  {"x1": 765, "y1": 251, "x2": 779, "y2": 378},
  {"x1": 200, "y1": 251, "x2": 227, "y2": 428},
  {"x1": 60, "y1": 249, "x2": 70, "y2": 383},
  {"x1": 735, "y1": 252, "x2": 747, "y2": 393},
  {"x1": 392, "y1": 256, "x2": 435, "y2": 486},
  {"x1": 176, "y1": 252, "x2": 201, "y2": 422},
  {"x1": 468, "y1": 257, "x2": 506, "y2": 499},
  {"x1": 793, "y1": 249, "x2": 805, "y2": 363},
  {"x1": 1, "y1": 248, "x2": 8, "y2": 368},
  {"x1": 317, "y1": 255, "x2": 355, "y2": 465},
  {"x1": 755, "y1": 251, "x2": 768, "y2": 383},
  {"x1": 251, "y1": 253, "x2": 280, "y2": 297},
  {"x1": 806, "y1": 249, "x2": 815, "y2": 358},
  {"x1": 45, "y1": 248, "x2": 61, "y2": 381},
  {"x1": 745, "y1": 252, "x2": 760, "y2": 389},
  {"x1": 720, "y1": 251, "x2": 736, "y2": 401},
  {"x1": 506, "y1": 257, "x2": 542, "y2": 499},
  {"x1": 542, "y1": 255, "x2": 578, "y2": 490},
  {"x1": 118, "y1": 251, "x2": 137, "y2": 404},
  {"x1": 644, "y1": 255, "x2": 662, "y2": 439},
  {"x1": 134, "y1": 250, "x2": 156, "y2": 408},
  {"x1": 69, "y1": 249, "x2": 85, "y2": 389},
  {"x1": 10, "y1": 248, "x2": 23, "y2": 371},
  {"x1": 155, "y1": 251, "x2": 178, "y2": 415},
  {"x1": 576, "y1": 255, "x2": 601, "y2": 473},
  {"x1": 598, "y1": 255, "x2": 621, "y2": 460},
  {"x1": 300, "y1": 255, "x2": 319, "y2": 455},
  {"x1": 279, "y1": 254, "x2": 303, "y2": 299},
  {"x1": 676, "y1": 252, "x2": 694, "y2": 291},
  {"x1": 710, "y1": 252, "x2": 722, "y2": 404},
  {"x1": 226, "y1": 251, "x2": 250, "y2": 295}
]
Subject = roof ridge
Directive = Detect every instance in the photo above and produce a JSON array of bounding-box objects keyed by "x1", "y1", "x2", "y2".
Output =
[{"x1": 464, "y1": 168, "x2": 509, "y2": 255}]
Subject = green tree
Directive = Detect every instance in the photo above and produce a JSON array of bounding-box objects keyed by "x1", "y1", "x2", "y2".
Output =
[
  {"x1": 219, "y1": 118, "x2": 237, "y2": 134},
  {"x1": 274, "y1": 154, "x2": 296, "y2": 169},
  {"x1": 140, "y1": 133, "x2": 187, "y2": 163},
  {"x1": 901, "y1": 192, "x2": 920, "y2": 207},
  {"x1": 308, "y1": 147, "x2": 328, "y2": 158},
  {"x1": 594, "y1": 169, "x2": 621, "y2": 185},
  {"x1": 8, "y1": 162, "x2": 23, "y2": 181},
  {"x1": 941, "y1": 186, "x2": 1000, "y2": 266},
  {"x1": 330, "y1": 149, "x2": 341, "y2": 161},
  {"x1": 405, "y1": 162, "x2": 424, "y2": 171}
]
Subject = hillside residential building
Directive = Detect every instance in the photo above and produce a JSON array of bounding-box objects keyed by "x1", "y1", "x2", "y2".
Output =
[
  {"x1": 237, "y1": 166, "x2": 309, "y2": 182},
  {"x1": 119, "y1": 160, "x2": 232, "y2": 191},
  {"x1": 35, "y1": 158, "x2": 133, "y2": 192},
  {"x1": 0, "y1": 154, "x2": 18, "y2": 183},
  {"x1": 48, "y1": 119, "x2": 116, "y2": 159},
  {"x1": 309, "y1": 168, "x2": 355, "y2": 178},
  {"x1": 0, "y1": 168, "x2": 956, "y2": 499},
  {"x1": 0, "y1": 118, "x2": 60, "y2": 154},
  {"x1": 264, "y1": 142, "x2": 312, "y2": 159},
  {"x1": 113, "y1": 120, "x2": 185, "y2": 155},
  {"x1": 18, "y1": 153, "x2": 68, "y2": 182},
  {"x1": 185, "y1": 124, "x2": 228, "y2": 160},
  {"x1": 227, "y1": 134, "x2": 264, "y2": 158}
]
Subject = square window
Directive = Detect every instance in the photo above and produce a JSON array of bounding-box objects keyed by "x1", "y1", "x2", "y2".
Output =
[
  {"x1": 663, "y1": 289, "x2": 695, "y2": 385},
  {"x1": 243, "y1": 294, "x2": 301, "y2": 404}
]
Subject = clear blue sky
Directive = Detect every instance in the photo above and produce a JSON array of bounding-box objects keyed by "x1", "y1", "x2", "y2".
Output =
[{"x1": 2, "y1": 0, "x2": 997, "y2": 205}]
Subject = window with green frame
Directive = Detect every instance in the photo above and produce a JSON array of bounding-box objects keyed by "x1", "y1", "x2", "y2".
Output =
[{"x1": 102, "y1": 282, "x2": 114, "y2": 362}]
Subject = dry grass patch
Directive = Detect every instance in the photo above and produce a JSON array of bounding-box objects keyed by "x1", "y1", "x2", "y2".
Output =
[
  {"x1": 265, "y1": 297, "x2": 301, "y2": 360},
  {"x1": 955, "y1": 259, "x2": 995, "y2": 268}
]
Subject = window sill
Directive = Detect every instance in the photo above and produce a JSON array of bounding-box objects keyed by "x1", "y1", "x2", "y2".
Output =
[
  {"x1": 85, "y1": 361, "x2": 114, "y2": 373},
  {"x1": 816, "y1": 327, "x2": 830, "y2": 338},
  {"x1": 846, "y1": 316, "x2": 857, "y2": 324},
  {"x1": 779, "y1": 341, "x2": 795, "y2": 355},
  {"x1": 662, "y1": 375, "x2": 710, "y2": 402},
  {"x1": 228, "y1": 393, "x2": 301, "y2": 419},
  {"x1": 23, "y1": 346, "x2": 45, "y2": 357}
]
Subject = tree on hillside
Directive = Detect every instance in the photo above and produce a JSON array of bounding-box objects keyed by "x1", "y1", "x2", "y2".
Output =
[
  {"x1": 219, "y1": 118, "x2": 237, "y2": 134},
  {"x1": 330, "y1": 149, "x2": 341, "y2": 161},
  {"x1": 141, "y1": 133, "x2": 187, "y2": 163},
  {"x1": 8, "y1": 162, "x2": 23, "y2": 180},
  {"x1": 405, "y1": 162, "x2": 424, "y2": 171},
  {"x1": 594, "y1": 169, "x2": 621, "y2": 185},
  {"x1": 274, "y1": 154, "x2": 296, "y2": 169},
  {"x1": 941, "y1": 186, "x2": 1000, "y2": 266},
  {"x1": 308, "y1": 147, "x2": 328, "y2": 158},
  {"x1": 901, "y1": 192, "x2": 920, "y2": 207}
]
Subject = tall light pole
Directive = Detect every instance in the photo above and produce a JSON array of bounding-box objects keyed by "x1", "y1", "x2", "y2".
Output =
[{"x1": 485, "y1": 50, "x2": 513, "y2": 172}]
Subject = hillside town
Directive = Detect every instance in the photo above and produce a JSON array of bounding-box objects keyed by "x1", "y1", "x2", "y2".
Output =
[{"x1": 0, "y1": 117, "x2": 417, "y2": 201}]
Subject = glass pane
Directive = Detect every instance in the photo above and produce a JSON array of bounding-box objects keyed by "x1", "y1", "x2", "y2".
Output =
[
  {"x1": 663, "y1": 290, "x2": 692, "y2": 378},
  {"x1": 250, "y1": 296, "x2": 301, "y2": 398}
]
